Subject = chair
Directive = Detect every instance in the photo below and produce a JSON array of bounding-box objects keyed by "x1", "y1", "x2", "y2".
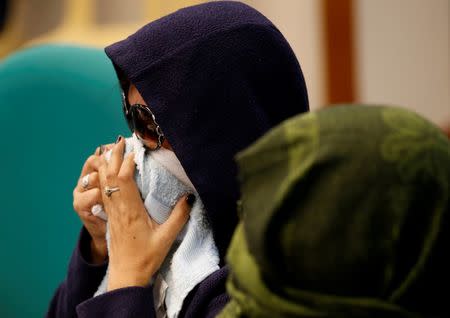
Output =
[{"x1": 0, "y1": 44, "x2": 128, "y2": 317}]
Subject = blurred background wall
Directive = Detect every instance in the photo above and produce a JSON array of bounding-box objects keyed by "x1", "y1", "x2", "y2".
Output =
[
  {"x1": 0, "y1": 0, "x2": 448, "y2": 125},
  {"x1": 355, "y1": 0, "x2": 448, "y2": 127}
]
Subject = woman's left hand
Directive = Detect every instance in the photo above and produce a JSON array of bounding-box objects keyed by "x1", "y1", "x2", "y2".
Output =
[{"x1": 98, "y1": 136, "x2": 193, "y2": 291}]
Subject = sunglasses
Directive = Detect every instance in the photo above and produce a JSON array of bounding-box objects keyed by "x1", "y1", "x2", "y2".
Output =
[{"x1": 121, "y1": 90, "x2": 165, "y2": 150}]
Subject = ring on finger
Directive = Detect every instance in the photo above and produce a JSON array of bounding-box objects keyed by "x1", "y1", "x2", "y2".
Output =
[
  {"x1": 105, "y1": 186, "x2": 120, "y2": 197},
  {"x1": 81, "y1": 173, "x2": 90, "y2": 189}
]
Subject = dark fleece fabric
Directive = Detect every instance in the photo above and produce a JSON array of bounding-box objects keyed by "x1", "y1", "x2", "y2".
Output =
[
  {"x1": 47, "y1": 1, "x2": 308, "y2": 317},
  {"x1": 105, "y1": 0, "x2": 309, "y2": 259},
  {"x1": 47, "y1": 228, "x2": 230, "y2": 318}
]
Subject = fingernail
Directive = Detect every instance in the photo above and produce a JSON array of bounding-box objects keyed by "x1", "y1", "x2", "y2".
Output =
[
  {"x1": 186, "y1": 194, "x2": 196, "y2": 207},
  {"x1": 115, "y1": 135, "x2": 123, "y2": 144},
  {"x1": 99, "y1": 145, "x2": 105, "y2": 155}
]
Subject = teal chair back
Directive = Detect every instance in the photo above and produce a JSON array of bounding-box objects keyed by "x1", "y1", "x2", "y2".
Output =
[{"x1": 0, "y1": 45, "x2": 128, "y2": 317}]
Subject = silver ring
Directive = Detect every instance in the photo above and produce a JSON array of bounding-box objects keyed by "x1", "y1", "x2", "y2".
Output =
[
  {"x1": 104, "y1": 186, "x2": 120, "y2": 197},
  {"x1": 81, "y1": 174, "x2": 90, "y2": 189}
]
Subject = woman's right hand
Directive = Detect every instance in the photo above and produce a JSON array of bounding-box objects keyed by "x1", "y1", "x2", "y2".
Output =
[{"x1": 73, "y1": 145, "x2": 112, "y2": 264}]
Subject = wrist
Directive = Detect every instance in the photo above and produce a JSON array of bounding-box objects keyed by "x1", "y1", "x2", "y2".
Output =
[
  {"x1": 107, "y1": 268, "x2": 152, "y2": 291},
  {"x1": 90, "y1": 238, "x2": 108, "y2": 264}
]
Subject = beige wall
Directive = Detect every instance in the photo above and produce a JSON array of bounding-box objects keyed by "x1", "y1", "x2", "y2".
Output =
[
  {"x1": 242, "y1": 0, "x2": 449, "y2": 124},
  {"x1": 355, "y1": 0, "x2": 449, "y2": 125},
  {"x1": 242, "y1": 0, "x2": 326, "y2": 110}
]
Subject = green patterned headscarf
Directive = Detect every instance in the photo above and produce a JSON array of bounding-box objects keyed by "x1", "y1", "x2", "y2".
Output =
[{"x1": 219, "y1": 106, "x2": 450, "y2": 318}]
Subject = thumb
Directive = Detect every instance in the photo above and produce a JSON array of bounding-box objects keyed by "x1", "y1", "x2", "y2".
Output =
[{"x1": 160, "y1": 194, "x2": 195, "y2": 242}]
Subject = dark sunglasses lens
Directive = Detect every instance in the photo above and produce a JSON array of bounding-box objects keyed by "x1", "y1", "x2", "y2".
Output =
[{"x1": 131, "y1": 107, "x2": 160, "y2": 140}]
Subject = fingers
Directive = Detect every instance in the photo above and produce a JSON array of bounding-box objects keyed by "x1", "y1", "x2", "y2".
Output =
[
  {"x1": 118, "y1": 152, "x2": 136, "y2": 179},
  {"x1": 80, "y1": 155, "x2": 102, "y2": 178},
  {"x1": 73, "y1": 188, "x2": 103, "y2": 214},
  {"x1": 97, "y1": 156, "x2": 108, "y2": 185},
  {"x1": 108, "y1": 136, "x2": 125, "y2": 177},
  {"x1": 80, "y1": 143, "x2": 115, "y2": 178},
  {"x1": 77, "y1": 172, "x2": 100, "y2": 191},
  {"x1": 97, "y1": 143, "x2": 114, "y2": 156},
  {"x1": 160, "y1": 194, "x2": 194, "y2": 242}
]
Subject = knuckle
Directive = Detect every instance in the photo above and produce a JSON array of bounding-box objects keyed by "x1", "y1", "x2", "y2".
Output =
[
  {"x1": 90, "y1": 172, "x2": 99, "y2": 184},
  {"x1": 97, "y1": 164, "x2": 105, "y2": 176},
  {"x1": 92, "y1": 188, "x2": 101, "y2": 199},
  {"x1": 117, "y1": 174, "x2": 128, "y2": 182},
  {"x1": 106, "y1": 172, "x2": 115, "y2": 182},
  {"x1": 88, "y1": 155, "x2": 99, "y2": 167},
  {"x1": 73, "y1": 199, "x2": 80, "y2": 212},
  {"x1": 105, "y1": 167, "x2": 115, "y2": 177},
  {"x1": 85, "y1": 155, "x2": 95, "y2": 165}
]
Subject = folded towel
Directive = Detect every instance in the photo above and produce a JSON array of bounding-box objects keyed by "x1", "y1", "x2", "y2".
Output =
[{"x1": 93, "y1": 135, "x2": 220, "y2": 318}]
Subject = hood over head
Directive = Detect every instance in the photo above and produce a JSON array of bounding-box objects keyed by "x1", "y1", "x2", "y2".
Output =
[
  {"x1": 105, "y1": 1, "x2": 309, "y2": 258},
  {"x1": 220, "y1": 105, "x2": 450, "y2": 318}
]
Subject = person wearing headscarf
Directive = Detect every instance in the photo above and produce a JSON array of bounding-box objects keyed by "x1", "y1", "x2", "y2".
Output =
[
  {"x1": 47, "y1": 1, "x2": 309, "y2": 317},
  {"x1": 219, "y1": 105, "x2": 449, "y2": 318}
]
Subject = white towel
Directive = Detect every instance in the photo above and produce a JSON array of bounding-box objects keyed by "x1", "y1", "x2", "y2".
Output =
[{"x1": 93, "y1": 135, "x2": 220, "y2": 318}]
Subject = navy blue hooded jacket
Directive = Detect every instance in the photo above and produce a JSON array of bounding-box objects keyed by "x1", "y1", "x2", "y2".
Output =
[
  {"x1": 47, "y1": 2, "x2": 308, "y2": 317},
  {"x1": 105, "y1": 1, "x2": 309, "y2": 259}
]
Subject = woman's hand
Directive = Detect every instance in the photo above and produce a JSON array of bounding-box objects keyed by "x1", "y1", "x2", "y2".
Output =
[
  {"x1": 97, "y1": 137, "x2": 192, "y2": 291},
  {"x1": 73, "y1": 145, "x2": 112, "y2": 264}
]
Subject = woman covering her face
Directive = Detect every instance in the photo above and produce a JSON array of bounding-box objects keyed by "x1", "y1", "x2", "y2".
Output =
[
  {"x1": 220, "y1": 105, "x2": 449, "y2": 318},
  {"x1": 47, "y1": 1, "x2": 309, "y2": 317}
]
